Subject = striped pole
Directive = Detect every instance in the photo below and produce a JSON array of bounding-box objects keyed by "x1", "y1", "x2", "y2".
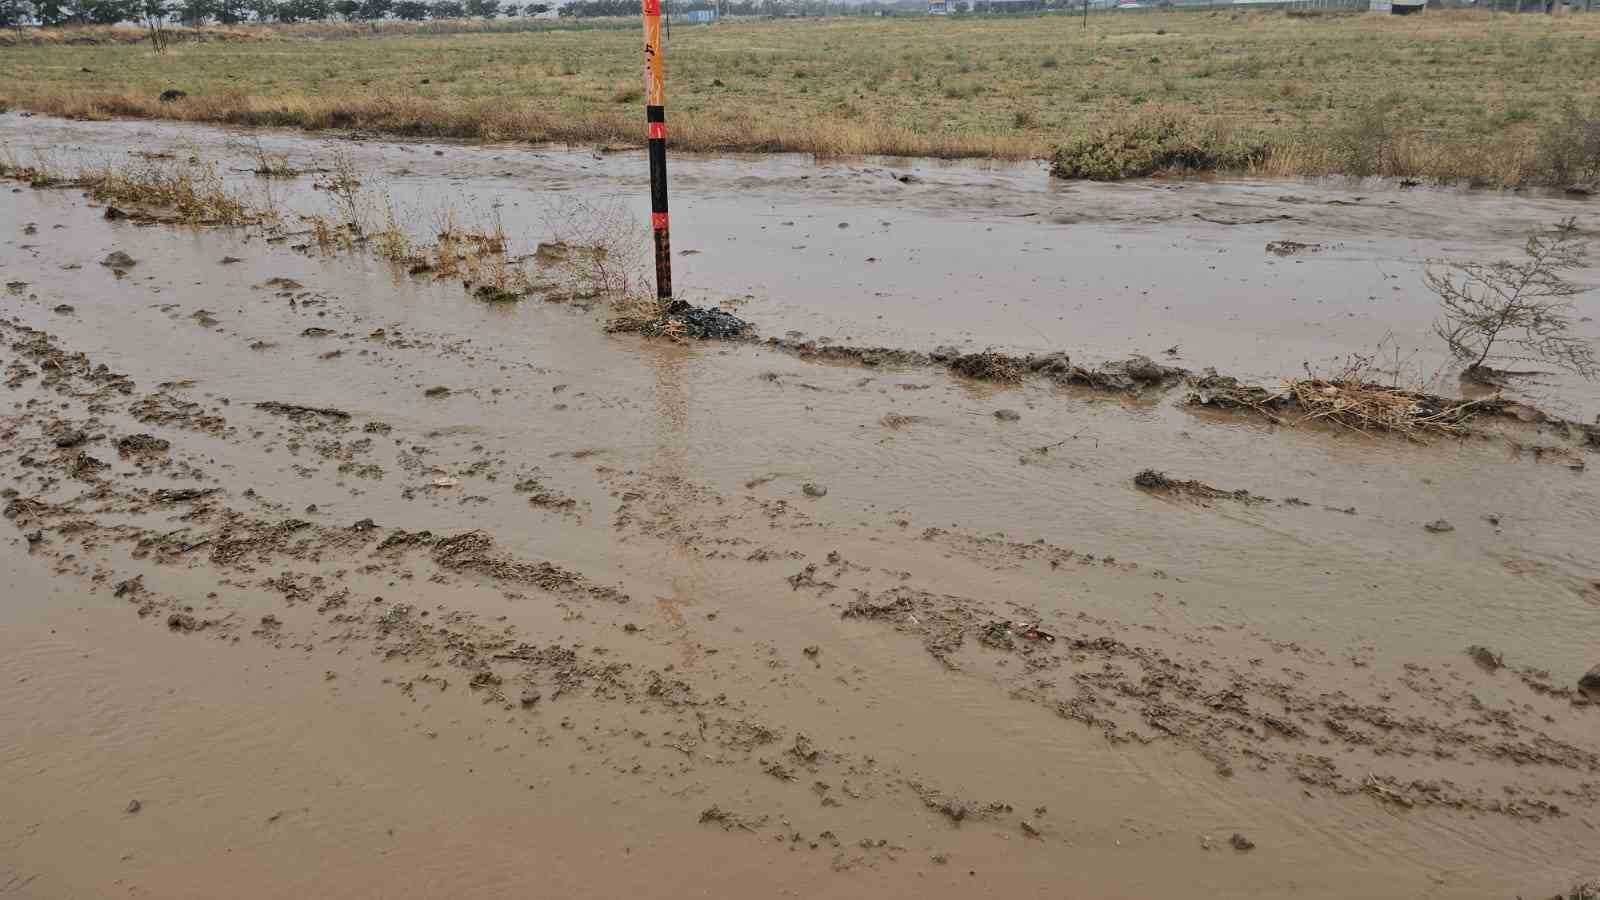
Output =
[{"x1": 642, "y1": 0, "x2": 672, "y2": 301}]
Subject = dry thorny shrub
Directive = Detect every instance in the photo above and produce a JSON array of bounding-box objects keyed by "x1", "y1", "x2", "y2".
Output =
[
  {"x1": 1427, "y1": 218, "x2": 1598, "y2": 384},
  {"x1": 541, "y1": 196, "x2": 666, "y2": 329}
]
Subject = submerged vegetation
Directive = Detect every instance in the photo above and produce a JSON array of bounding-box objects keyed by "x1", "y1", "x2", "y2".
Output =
[
  {"x1": 0, "y1": 147, "x2": 566, "y2": 309},
  {"x1": 4, "y1": 11, "x2": 1600, "y2": 183}
]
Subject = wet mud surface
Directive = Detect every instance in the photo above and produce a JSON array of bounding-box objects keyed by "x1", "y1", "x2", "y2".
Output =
[
  {"x1": 3, "y1": 121, "x2": 1600, "y2": 899},
  {"x1": 5, "y1": 112, "x2": 1600, "y2": 418}
]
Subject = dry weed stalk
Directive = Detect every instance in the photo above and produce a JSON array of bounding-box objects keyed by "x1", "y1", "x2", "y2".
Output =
[
  {"x1": 248, "y1": 138, "x2": 299, "y2": 178},
  {"x1": 317, "y1": 148, "x2": 367, "y2": 233},
  {"x1": 542, "y1": 196, "x2": 663, "y2": 327}
]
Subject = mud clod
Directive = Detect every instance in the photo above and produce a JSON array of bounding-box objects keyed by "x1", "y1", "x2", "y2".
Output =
[
  {"x1": 166, "y1": 612, "x2": 201, "y2": 632},
  {"x1": 116, "y1": 433, "x2": 170, "y2": 455},
  {"x1": 1424, "y1": 519, "x2": 1455, "y2": 534},
  {"x1": 1579, "y1": 665, "x2": 1600, "y2": 700},
  {"x1": 1467, "y1": 645, "x2": 1505, "y2": 671},
  {"x1": 100, "y1": 251, "x2": 137, "y2": 269},
  {"x1": 1265, "y1": 240, "x2": 1323, "y2": 256},
  {"x1": 993, "y1": 409, "x2": 1021, "y2": 422},
  {"x1": 801, "y1": 482, "x2": 828, "y2": 498},
  {"x1": 1134, "y1": 469, "x2": 1267, "y2": 504},
  {"x1": 255, "y1": 401, "x2": 350, "y2": 421},
  {"x1": 1229, "y1": 833, "x2": 1255, "y2": 851},
  {"x1": 948, "y1": 351, "x2": 1025, "y2": 384}
]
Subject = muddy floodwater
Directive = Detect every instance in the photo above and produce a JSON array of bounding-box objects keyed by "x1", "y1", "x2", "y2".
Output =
[{"x1": 2, "y1": 113, "x2": 1599, "y2": 899}]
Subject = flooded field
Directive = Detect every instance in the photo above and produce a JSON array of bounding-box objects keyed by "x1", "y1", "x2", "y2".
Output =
[{"x1": 2, "y1": 114, "x2": 1599, "y2": 899}]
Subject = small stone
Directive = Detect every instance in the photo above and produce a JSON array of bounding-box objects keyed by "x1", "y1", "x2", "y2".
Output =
[
  {"x1": 125, "y1": 799, "x2": 142, "y2": 814},
  {"x1": 802, "y1": 645, "x2": 820, "y2": 657},
  {"x1": 993, "y1": 409, "x2": 1021, "y2": 422},
  {"x1": 100, "y1": 251, "x2": 137, "y2": 269},
  {"x1": 801, "y1": 482, "x2": 827, "y2": 498},
  {"x1": 1423, "y1": 519, "x2": 1454, "y2": 533},
  {"x1": 1229, "y1": 832, "x2": 1254, "y2": 851},
  {"x1": 520, "y1": 690, "x2": 542, "y2": 708}
]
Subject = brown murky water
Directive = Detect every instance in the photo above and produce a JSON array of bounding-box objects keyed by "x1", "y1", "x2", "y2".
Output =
[{"x1": 2, "y1": 116, "x2": 1599, "y2": 899}]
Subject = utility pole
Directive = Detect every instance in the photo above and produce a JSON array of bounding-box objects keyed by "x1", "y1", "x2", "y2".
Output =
[{"x1": 641, "y1": 0, "x2": 672, "y2": 302}]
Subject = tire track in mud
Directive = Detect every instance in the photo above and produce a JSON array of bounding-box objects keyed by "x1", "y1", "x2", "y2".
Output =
[{"x1": 0, "y1": 318, "x2": 1066, "y2": 864}]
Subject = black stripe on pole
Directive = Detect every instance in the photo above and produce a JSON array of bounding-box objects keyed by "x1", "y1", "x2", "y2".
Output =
[
  {"x1": 648, "y1": 140, "x2": 669, "y2": 218},
  {"x1": 646, "y1": 104, "x2": 672, "y2": 300}
]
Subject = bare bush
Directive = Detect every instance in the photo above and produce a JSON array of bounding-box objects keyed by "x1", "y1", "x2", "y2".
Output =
[
  {"x1": 541, "y1": 196, "x2": 662, "y2": 326},
  {"x1": 1536, "y1": 99, "x2": 1600, "y2": 189},
  {"x1": 1427, "y1": 218, "x2": 1598, "y2": 383},
  {"x1": 248, "y1": 137, "x2": 299, "y2": 177},
  {"x1": 1050, "y1": 108, "x2": 1268, "y2": 181}
]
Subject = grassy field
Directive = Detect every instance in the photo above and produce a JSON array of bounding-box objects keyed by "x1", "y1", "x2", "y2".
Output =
[{"x1": 4, "y1": 10, "x2": 1600, "y2": 183}]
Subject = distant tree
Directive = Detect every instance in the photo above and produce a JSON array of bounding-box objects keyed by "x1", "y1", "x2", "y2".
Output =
[
  {"x1": 329, "y1": 0, "x2": 356, "y2": 15},
  {"x1": 393, "y1": 0, "x2": 425, "y2": 15},
  {"x1": 428, "y1": 0, "x2": 459, "y2": 15},
  {"x1": 276, "y1": 0, "x2": 327, "y2": 17},
  {"x1": 134, "y1": 0, "x2": 170, "y2": 50},
  {"x1": 175, "y1": 0, "x2": 216, "y2": 24},
  {"x1": 462, "y1": 0, "x2": 495, "y2": 15},
  {"x1": 1, "y1": 0, "x2": 35, "y2": 31},
  {"x1": 522, "y1": 1, "x2": 549, "y2": 11},
  {"x1": 243, "y1": 0, "x2": 275, "y2": 18},
  {"x1": 82, "y1": 0, "x2": 132, "y2": 23},
  {"x1": 214, "y1": 0, "x2": 247, "y2": 22},
  {"x1": 353, "y1": 0, "x2": 387, "y2": 16}
]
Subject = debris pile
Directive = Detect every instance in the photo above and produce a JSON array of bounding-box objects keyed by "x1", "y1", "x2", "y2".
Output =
[{"x1": 611, "y1": 299, "x2": 750, "y2": 340}]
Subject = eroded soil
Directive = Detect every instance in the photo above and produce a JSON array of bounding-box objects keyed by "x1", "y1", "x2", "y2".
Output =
[{"x1": 2, "y1": 131, "x2": 1599, "y2": 899}]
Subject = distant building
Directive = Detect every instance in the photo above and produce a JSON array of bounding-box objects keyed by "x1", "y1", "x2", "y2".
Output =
[
  {"x1": 928, "y1": 0, "x2": 949, "y2": 14},
  {"x1": 680, "y1": 8, "x2": 717, "y2": 21}
]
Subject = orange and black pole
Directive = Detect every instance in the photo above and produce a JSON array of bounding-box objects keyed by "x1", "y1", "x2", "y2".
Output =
[{"x1": 641, "y1": 0, "x2": 672, "y2": 301}]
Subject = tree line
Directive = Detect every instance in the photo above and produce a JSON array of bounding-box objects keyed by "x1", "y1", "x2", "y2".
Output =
[
  {"x1": 0, "y1": 0, "x2": 555, "y2": 26},
  {"x1": 0, "y1": 0, "x2": 921, "y2": 26}
]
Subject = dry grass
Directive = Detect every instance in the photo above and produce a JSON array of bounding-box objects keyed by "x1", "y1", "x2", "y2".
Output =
[
  {"x1": 5, "y1": 11, "x2": 1600, "y2": 178},
  {"x1": 0, "y1": 146, "x2": 562, "y2": 304},
  {"x1": 0, "y1": 149, "x2": 254, "y2": 224},
  {"x1": 1189, "y1": 350, "x2": 1505, "y2": 441},
  {"x1": 86, "y1": 159, "x2": 253, "y2": 224},
  {"x1": 1286, "y1": 375, "x2": 1488, "y2": 440}
]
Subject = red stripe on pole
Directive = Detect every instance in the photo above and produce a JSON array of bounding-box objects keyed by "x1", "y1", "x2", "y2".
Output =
[
  {"x1": 648, "y1": 122, "x2": 666, "y2": 140},
  {"x1": 652, "y1": 212, "x2": 669, "y2": 231},
  {"x1": 642, "y1": 0, "x2": 660, "y2": 14}
]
